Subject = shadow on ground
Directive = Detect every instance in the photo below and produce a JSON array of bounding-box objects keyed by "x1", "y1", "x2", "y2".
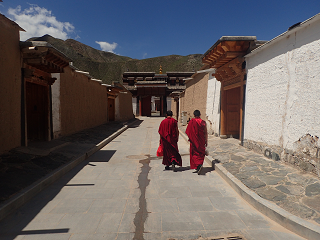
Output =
[{"x1": 0, "y1": 150, "x2": 116, "y2": 239}]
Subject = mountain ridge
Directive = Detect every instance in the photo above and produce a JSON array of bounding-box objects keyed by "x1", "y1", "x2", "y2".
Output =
[{"x1": 29, "y1": 35, "x2": 204, "y2": 84}]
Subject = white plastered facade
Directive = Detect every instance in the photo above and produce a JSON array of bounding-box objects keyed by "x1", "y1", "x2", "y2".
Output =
[
  {"x1": 244, "y1": 14, "x2": 320, "y2": 151},
  {"x1": 206, "y1": 74, "x2": 221, "y2": 135}
]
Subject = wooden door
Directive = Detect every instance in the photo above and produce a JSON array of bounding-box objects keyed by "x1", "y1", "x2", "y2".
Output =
[
  {"x1": 26, "y1": 82, "x2": 49, "y2": 141},
  {"x1": 226, "y1": 87, "x2": 240, "y2": 138},
  {"x1": 108, "y1": 98, "x2": 115, "y2": 121},
  {"x1": 141, "y1": 96, "x2": 151, "y2": 117}
]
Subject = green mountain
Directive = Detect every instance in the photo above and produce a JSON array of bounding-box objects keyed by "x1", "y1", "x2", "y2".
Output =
[{"x1": 30, "y1": 35, "x2": 204, "y2": 84}]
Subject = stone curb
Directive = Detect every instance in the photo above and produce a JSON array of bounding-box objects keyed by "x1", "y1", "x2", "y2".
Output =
[
  {"x1": 0, "y1": 119, "x2": 140, "y2": 221},
  {"x1": 211, "y1": 157, "x2": 320, "y2": 240},
  {"x1": 178, "y1": 128, "x2": 320, "y2": 240}
]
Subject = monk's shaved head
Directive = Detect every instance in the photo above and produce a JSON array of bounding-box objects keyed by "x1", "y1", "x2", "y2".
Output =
[
  {"x1": 166, "y1": 110, "x2": 173, "y2": 116},
  {"x1": 193, "y1": 110, "x2": 200, "y2": 117}
]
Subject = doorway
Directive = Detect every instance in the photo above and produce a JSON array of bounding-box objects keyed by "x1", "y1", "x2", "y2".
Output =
[
  {"x1": 26, "y1": 82, "x2": 49, "y2": 141},
  {"x1": 225, "y1": 87, "x2": 241, "y2": 138}
]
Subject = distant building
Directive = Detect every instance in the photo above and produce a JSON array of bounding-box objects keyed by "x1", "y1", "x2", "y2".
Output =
[{"x1": 122, "y1": 69, "x2": 193, "y2": 117}]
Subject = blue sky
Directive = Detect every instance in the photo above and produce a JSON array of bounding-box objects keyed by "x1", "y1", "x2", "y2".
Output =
[{"x1": 1, "y1": 0, "x2": 320, "y2": 59}]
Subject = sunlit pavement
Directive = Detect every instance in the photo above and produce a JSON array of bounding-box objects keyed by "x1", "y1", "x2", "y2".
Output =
[{"x1": 0, "y1": 117, "x2": 305, "y2": 240}]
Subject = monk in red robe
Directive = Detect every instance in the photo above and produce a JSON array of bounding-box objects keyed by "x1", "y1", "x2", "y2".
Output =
[
  {"x1": 158, "y1": 110, "x2": 182, "y2": 171},
  {"x1": 186, "y1": 110, "x2": 208, "y2": 173}
]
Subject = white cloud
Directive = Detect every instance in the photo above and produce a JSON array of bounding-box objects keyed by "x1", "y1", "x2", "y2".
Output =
[
  {"x1": 143, "y1": 53, "x2": 148, "y2": 59},
  {"x1": 8, "y1": 5, "x2": 75, "y2": 41},
  {"x1": 95, "y1": 41, "x2": 118, "y2": 53}
]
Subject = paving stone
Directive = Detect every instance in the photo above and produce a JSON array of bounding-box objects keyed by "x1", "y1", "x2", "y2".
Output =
[
  {"x1": 256, "y1": 175, "x2": 284, "y2": 185},
  {"x1": 219, "y1": 143, "x2": 235, "y2": 150},
  {"x1": 271, "y1": 169, "x2": 290, "y2": 177},
  {"x1": 211, "y1": 153, "x2": 230, "y2": 162},
  {"x1": 250, "y1": 157, "x2": 269, "y2": 165},
  {"x1": 230, "y1": 154, "x2": 246, "y2": 162},
  {"x1": 269, "y1": 161, "x2": 281, "y2": 168},
  {"x1": 287, "y1": 173, "x2": 313, "y2": 186},
  {"x1": 250, "y1": 170, "x2": 271, "y2": 177},
  {"x1": 161, "y1": 212, "x2": 204, "y2": 232},
  {"x1": 198, "y1": 211, "x2": 247, "y2": 231},
  {"x1": 255, "y1": 187, "x2": 287, "y2": 201},
  {"x1": 146, "y1": 198, "x2": 179, "y2": 213},
  {"x1": 282, "y1": 184, "x2": 305, "y2": 196},
  {"x1": 222, "y1": 162, "x2": 242, "y2": 174},
  {"x1": 177, "y1": 197, "x2": 214, "y2": 212},
  {"x1": 302, "y1": 195, "x2": 320, "y2": 213},
  {"x1": 239, "y1": 165, "x2": 259, "y2": 172},
  {"x1": 208, "y1": 196, "x2": 251, "y2": 211},
  {"x1": 277, "y1": 200, "x2": 316, "y2": 219},
  {"x1": 275, "y1": 185, "x2": 291, "y2": 194},
  {"x1": 305, "y1": 182, "x2": 320, "y2": 196},
  {"x1": 242, "y1": 177, "x2": 266, "y2": 189},
  {"x1": 260, "y1": 166, "x2": 275, "y2": 172},
  {"x1": 236, "y1": 210, "x2": 271, "y2": 229},
  {"x1": 234, "y1": 173, "x2": 251, "y2": 180}
]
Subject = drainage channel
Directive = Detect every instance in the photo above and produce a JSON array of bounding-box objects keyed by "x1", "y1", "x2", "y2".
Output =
[{"x1": 133, "y1": 157, "x2": 151, "y2": 240}]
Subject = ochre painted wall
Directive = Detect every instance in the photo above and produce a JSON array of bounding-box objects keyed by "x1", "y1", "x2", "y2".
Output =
[
  {"x1": 0, "y1": 15, "x2": 22, "y2": 153},
  {"x1": 170, "y1": 99, "x2": 179, "y2": 121},
  {"x1": 115, "y1": 92, "x2": 134, "y2": 122},
  {"x1": 179, "y1": 73, "x2": 209, "y2": 121},
  {"x1": 59, "y1": 67, "x2": 108, "y2": 136}
]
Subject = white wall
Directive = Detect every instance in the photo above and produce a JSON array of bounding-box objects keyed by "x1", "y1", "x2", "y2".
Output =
[
  {"x1": 206, "y1": 74, "x2": 221, "y2": 135},
  {"x1": 51, "y1": 73, "x2": 61, "y2": 138},
  {"x1": 166, "y1": 97, "x2": 171, "y2": 111},
  {"x1": 244, "y1": 16, "x2": 320, "y2": 151},
  {"x1": 132, "y1": 97, "x2": 137, "y2": 116}
]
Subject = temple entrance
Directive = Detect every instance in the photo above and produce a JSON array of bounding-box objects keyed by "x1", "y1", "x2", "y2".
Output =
[
  {"x1": 225, "y1": 87, "x2": 241, "y2": 138},
  {"x1": 26, "y1": 82, "x2": 49, "y2": 141},
  {"x1": 122, "y1": 70, "x2": 194, "y2": 118},
  {"x1": 151, "y1": 96, "x2": 161, "y2": 117},
  {"x1": 140, "y1": 96, "x2": 152, "y2": 117}
]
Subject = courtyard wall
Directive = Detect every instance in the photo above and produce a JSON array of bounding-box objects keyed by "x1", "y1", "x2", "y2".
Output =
[
  {"x1": 0, "y1": 15, "x2": 22, "y2": 153},
  {"x1": 244, "y1": 13, "x2": 320, "y2": 176}
]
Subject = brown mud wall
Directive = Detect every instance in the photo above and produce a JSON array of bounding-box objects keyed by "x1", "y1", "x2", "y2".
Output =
[
  {"x1": 179, "y1": 73, "x2": 208, "y2": 121},
  {"x1": 59, "y1": 67, "x2": 108, "y2": 136},
  {"x1": 116, "y1": 92, "x2": 134, "y2": 122},
  {"x1": 0, "y1": 16, "x2": 22, "y2": 153}
]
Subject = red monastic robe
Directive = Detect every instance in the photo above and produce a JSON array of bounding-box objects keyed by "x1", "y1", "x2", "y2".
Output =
[
  {"x1": 158, "y1": 117, "x2": 182, "y2": 166},
  {"x1": 186, "y1": 117, "x2": 206, "y2": 169}
]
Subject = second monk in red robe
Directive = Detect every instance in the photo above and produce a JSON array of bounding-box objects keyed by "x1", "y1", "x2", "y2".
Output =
[
  {"x1": 158, "y1": 110, "x2": 182, "y2": 171},
  {"x1": 186, "y1": 110, "x2": 208, "y2": 172}
]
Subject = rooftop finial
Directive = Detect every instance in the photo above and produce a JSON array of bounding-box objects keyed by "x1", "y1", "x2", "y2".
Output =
[{"x1": 159, "y1": 65, "x2": 163, "y2": 74}]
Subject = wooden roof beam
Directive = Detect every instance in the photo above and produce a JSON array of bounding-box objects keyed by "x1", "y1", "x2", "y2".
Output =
[
  {"x1": 215, "y1": 46, "x2": 225, "y2": 55},
  {"x1": 221, "y1": 66, "x2": 236, "y2": 76},
  {"x1": 221, "y1": 42, "x2": 230, "y2": 51},
  {"x1": 211, "y1": 51, "x2": 243, "y2": 67}
]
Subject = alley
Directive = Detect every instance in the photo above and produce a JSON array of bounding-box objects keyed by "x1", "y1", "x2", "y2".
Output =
[{"x1": 0, "y1": 117, "x2": 305, "y2": 240}]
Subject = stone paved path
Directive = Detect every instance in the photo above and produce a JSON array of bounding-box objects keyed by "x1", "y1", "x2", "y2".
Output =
[
  {"x1": 0, "y1": 117, "x2": 305, "y2": 240},
  {"x1": 202, "y1": 134, "x2": 320, "y2": 225}
]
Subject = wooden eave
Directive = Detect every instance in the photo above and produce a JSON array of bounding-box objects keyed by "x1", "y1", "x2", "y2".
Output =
[
  {"x1": 21, "y1": 42, "x2": 70, "y2": 73},
  {"x1": 202, "y1": 37, "x2": 258, "y2": 82},
  {"x1": 202, "y1": 41, "x2": 251, "y2": 68}
]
